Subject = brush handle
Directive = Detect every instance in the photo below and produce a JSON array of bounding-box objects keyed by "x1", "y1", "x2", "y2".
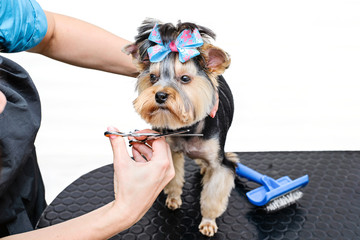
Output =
[
  {"x1": 236, "y1": 163, "x2": 281, "y2": 191},
  {"x1": 236, "y1": 163, "x2": 265, "y2": 184}
]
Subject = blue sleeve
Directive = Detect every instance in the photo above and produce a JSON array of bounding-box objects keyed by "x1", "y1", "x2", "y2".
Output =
[{"x1": 0, "y1": 0, "x2": 48, "y2": 53}]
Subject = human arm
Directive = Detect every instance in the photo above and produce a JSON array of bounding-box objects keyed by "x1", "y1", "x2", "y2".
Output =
[
  {"x1": 2, "y1": 127, "x2": 174, "y2": 240},
  {"x1": 28, "y1": 11, "x2": 138, "y2": 77},
  {"x1": 0, "y1": 0, "x2": 137, "y2": 77}
]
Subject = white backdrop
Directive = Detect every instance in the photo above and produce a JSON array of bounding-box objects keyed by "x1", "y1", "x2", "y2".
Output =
[{"x1": 3, "y1": 0, "x2": 360, "y2": 202}]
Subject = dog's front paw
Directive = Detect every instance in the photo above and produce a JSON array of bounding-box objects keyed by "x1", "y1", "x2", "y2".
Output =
[
  {"x1": 165, "y1": 196, "x2": 182, "y2": 210},
  {"x1": 199, "y1": 218, "x2": 218, "y2": 237}
]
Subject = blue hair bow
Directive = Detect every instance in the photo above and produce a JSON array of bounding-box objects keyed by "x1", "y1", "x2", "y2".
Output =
[{"x1": 147, "y1": 23, "x2": 204, "y2": 63}]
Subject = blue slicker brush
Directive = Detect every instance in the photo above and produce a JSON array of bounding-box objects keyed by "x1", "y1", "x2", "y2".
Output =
[{"x1": 235, "y1": 162, "x2": 309, "y2": 212}]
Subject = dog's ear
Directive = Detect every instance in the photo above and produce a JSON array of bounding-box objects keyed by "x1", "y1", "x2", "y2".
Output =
[
  {"x1": 122, "y1": 43, "x2": 149, "y2": 71},
  {"x1": 201, "y1": 44, "x2": 231, "y2": 75},
  {"x1": 123, "y1": 43, "x2": 140, "y2": 59}
]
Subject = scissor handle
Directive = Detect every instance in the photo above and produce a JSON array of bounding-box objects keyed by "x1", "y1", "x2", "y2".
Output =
[{"x1": 104, "y1": 131, "x2": 125, "y2": 137}]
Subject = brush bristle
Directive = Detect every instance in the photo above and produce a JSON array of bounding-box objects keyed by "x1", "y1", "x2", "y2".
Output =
[{"x1": 264, "y1": 190, "x2": 304, "y2": 212}]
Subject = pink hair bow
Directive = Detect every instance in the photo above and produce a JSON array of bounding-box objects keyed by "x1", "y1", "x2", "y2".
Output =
[{"x1": 147, "y1": 23, "x2": 204, "y2": 63}]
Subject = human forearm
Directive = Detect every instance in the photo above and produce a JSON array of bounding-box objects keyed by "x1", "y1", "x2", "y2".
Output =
[
  {"x1": 29, "y1": 11, "x2": 137, "y2": 77},
  {"x1": 2, "y1": 201, "x2": 138, "y2": 240}
]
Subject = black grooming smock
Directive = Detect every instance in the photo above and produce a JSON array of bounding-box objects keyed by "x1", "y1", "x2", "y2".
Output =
[{"x1": 0, "y1": 56, "x2": 47, "y2": 236}]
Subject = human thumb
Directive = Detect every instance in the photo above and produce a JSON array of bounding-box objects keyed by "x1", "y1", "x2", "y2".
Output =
[{"x1": 107, "y1": 126, "x2": 129, "y2": 160}]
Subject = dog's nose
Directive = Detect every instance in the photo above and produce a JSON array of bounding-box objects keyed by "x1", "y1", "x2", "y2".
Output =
[{"x1": 155, "y1": 91, "x2": 168, "y2": 104}]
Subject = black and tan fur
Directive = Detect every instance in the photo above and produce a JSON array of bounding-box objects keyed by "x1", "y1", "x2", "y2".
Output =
[{"x1": 124, "y1": 19, "x2": 239, "y2": 237}]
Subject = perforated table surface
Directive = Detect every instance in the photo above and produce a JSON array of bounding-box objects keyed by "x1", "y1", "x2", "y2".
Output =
[{"x1": 36, "y1": 151, "x2": 360, "y2": 239}]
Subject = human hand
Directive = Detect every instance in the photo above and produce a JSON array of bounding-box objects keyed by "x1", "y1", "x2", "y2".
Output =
[{"x1": 107, "y1": 127, "x2": 175, "y2": 224}]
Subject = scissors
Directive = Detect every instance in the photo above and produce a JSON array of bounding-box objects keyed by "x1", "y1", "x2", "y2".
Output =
[{"x1": 104, "y1": 129, "x2": 203, "y2": 141}]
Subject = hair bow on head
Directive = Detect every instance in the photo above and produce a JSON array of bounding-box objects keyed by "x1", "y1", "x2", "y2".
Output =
[{"x1": 147, "y1": 23, "x2": 204, "y2": 63}]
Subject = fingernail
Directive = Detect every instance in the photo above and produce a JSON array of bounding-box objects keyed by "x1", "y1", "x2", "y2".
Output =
[
  {"x1": 107, "y1": 126, "x2": 116, "y2": 131},
  {"x1": 106, "y1": 126, "x2": 118, "y2": 139}
]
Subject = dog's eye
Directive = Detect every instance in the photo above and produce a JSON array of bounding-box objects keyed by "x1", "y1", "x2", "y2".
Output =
[
  {"x1": 149, "y1": 74, "x2": 158, "y2": 83},
  {"x1": 180, "y1": 75, "x2": 191, "y2": 84}
]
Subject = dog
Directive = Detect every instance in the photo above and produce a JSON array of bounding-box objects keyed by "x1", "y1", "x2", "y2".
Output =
[{"x1": 123, "y1": 19, "x2": 239, "y2": 237}]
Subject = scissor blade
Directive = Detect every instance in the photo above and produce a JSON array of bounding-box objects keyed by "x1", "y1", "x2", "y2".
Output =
[
  {"x1": 170, "y1": 133, "x2": 204, "y2": 137},
  {"x1": 147, "y1": 129, "x2": 203, "y2": 139},
  {"x1": 154, "y1": 129, "x2": 190, "y2": 138}
]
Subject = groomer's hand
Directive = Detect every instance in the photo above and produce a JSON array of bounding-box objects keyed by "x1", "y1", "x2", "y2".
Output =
[{"x1": 107, "y1": 127, "x2": 174, "y2": 225}]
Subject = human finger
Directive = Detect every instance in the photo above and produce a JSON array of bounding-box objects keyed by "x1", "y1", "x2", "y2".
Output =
[
  {"x1": 132, "y1": 147, "x2": 148, "y2": 163},
  {"x1": 150, "y1": 137, "x2": 172, "y2": 164},
  {"x1": 131, "y1": 142, "x2": 153, "y2": 162},
  {"x1": 107, "y1": 126, "x2": 130, "y2": 161},
  {"x1": 129, "y1": 129, "x2": 160, "y2": 142},
  {"x1": 151, "y1": 137, "x2": 175, "y2": 182}
]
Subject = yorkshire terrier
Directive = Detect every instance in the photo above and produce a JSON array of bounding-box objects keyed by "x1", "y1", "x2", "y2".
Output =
[{"x1": 123, "y1": 19, "x2": 239, "y2": 237}]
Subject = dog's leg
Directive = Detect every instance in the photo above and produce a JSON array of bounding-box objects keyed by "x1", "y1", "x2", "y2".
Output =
[
  {"x1": 164, "y1": 151, "x2": 185, "y2": 210},
  {"x1": 194, "y1": 158, "x2": 208, "y2": 175},
  {"x1": 199, "y1": 164, "x2": 235, "y2": 237}
]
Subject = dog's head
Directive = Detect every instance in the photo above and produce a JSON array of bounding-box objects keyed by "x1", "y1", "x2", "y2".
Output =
[{"x1": 124, "y1": 19, "x2": 231, "y2": 129}]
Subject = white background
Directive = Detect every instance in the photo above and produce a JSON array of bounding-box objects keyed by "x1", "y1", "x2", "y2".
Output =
[{"x1": 3, "y1": 0, "x2": 360, "y2": 203}]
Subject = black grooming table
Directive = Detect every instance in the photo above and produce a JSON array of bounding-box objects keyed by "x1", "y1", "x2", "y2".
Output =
[{"x1": 36, "y1": 151, "x2": 360, "y2": 239}]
